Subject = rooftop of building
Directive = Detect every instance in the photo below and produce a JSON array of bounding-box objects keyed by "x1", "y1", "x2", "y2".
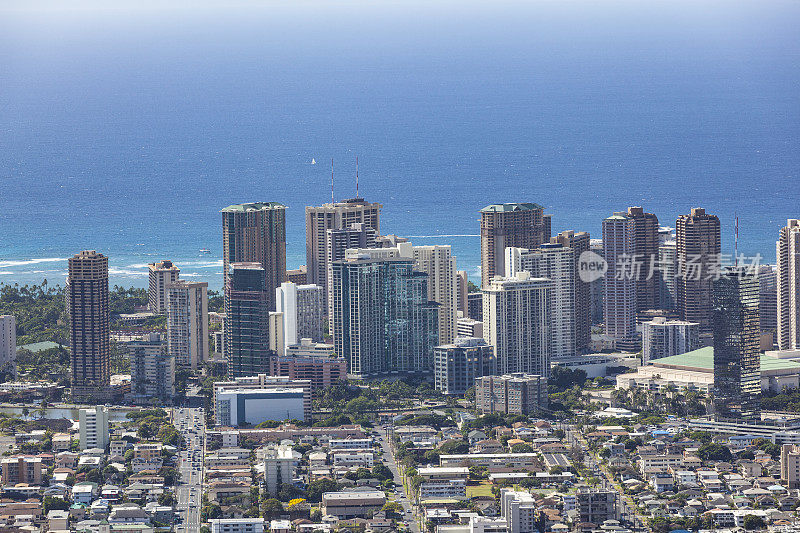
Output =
[
  {"x1": 216, "y1": 386, "x2": 307, "y2": 396},
  {"x1": 480, "y1": 202, "x2": 543, "y2": 213},
  {"x1": 650, "y1": 347, "x2": 800, "y2": 373},
  {"x1": 322, "y1": 490, "x2": 385, "y2": 501},
  {"x1": 220, "y1": 202, "x2": 286, "y2": 212}
]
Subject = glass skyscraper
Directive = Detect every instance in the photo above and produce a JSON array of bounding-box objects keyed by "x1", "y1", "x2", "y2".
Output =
[
  {"x1": 330, "y1": 257, "x2": 439, "y2": 377},
  {"x1": 713, "y1": 266, "x2": 761, "y2": 421},
  {"x1": 225, "y1": 263, "x2": 272, "y2": 379}
]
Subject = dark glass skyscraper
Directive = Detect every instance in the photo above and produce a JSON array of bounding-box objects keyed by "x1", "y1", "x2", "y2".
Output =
[
  {"x1": 221, "y1": 202, "x2": 287, "y2": 313},
  {"x1": 677, "y1": 207, "x2": 721, "y2": 334},
  {"x1": 225, "y1": 263, "x2": 272, "y2": 379},
  {"x1": 713, "y1": 267, "x2": 761, "y2": 421}
]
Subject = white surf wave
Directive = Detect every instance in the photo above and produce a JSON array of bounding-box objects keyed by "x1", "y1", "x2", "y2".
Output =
[{"x1": 0, "y1": 257, "x2": 65, "y2": 268}]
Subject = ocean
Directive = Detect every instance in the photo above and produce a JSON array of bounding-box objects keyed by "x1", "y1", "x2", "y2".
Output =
[{"x1": 1, "y1": 0, "x2": 798, "y2": 290}]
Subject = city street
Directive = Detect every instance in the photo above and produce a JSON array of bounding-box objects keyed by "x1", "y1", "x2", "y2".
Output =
[
  {"x1": 378, "y1": 426, "x2": 421, "y2": 533},
  {"x1": 565, "y1": 424, "x2": 646, "y2": 531},
  {"x1": 174, "y1": 405, "x2": 206, "y2": 533}
]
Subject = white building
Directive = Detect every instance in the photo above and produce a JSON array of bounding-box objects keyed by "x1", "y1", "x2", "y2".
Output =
[
  {"x1": 286, "y1": 339, "x2": 336, "y2": 358},
  {"x1": 506, "y1": 244, "x2": 575, "y2": 359},
  {"x1": 275, "y1": 282, "x2": 325, "y2": 354},
  {"x1": 79, "y1": 406, "x2": 109, "y2": 451},
  {"x1": 215, "y1": 387, "x2": 307, "y2": 427},
  {"x1": 483, "y1": 272, "x2": 552, "y2": 376},
  {"x1": 148, "y1": 260, "x2": 180, "y2": 314},
  {"x1": 419, "y1": 478, "x2": 466, "y2": 500},
  {"x1": 602, "y1": 214, "x2": 637, "y2": 343},
  {"x1": 0, "y1": 316, "x2": 16, "y2": 378},
  {"x1": 209, "y1": 518, "x2": 265, "y2": 533},
  {"x1": 213, "y1": 375, "x2": 312, "y2": 425},
  {"x1": 328, "y1": 438, "x2": 372, "y2": 451},
  {"x1": 262, "y1": 445, "x2": 301, "y2": 496},
  {"x1": 642, "y1": 317, "x2": 699, "y2": 364},
  {"x1": 500, "y1": 489, "x2": 537, "y2": 533},
  {"x1": 437, "y1": 517, "x2": 508, "y2": 533},
  {"x1": 778, "y1": 219, "x2": 800, "y2": 350},
  {"x1": 457, "y1": 317, "x2": 483, "y2": 339},
  {"x1": 127, "y1": 333, "x2": 175, "y2": 402},
  {"x1": 332, "y1": 451, "x2": 374, "y2": 468},
  {"x1": 166, "y1": 280, "x2": 208, "y2": 369}
]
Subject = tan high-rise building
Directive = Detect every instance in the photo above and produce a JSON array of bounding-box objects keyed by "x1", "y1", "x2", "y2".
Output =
[
  {"x1": 456, "y1": 271, "x2": 469, "y2": 318},
  {"x1": 408, "y1": 244, "x2": 458, "y2": 345},
  {"x1": 148, "y1": 260, "x2": 180, "y2": 314},
  {"x1": 221, "y1": 202, "x2": 287, "y2": 313},
  {"x1": 777, "y1": 219, "x2": 800, "y2": 350},
  {"x1": 67, "y1": 251, "x2": 111, "y2": 401},
  {"x1": 305, "y1": 198, "x2": 382, "y2": 307},
  {"x1": 602, "y1": 213, "x2": 637, "y2": 343},
  {"x1": 781, "y1": 444, "x2": 800, "y2": 489},
  {"x1": 167, "y1": 280, "x2": 209, "y2": 369},
  {"x1": 551, "y1": 230, "x2": 591, "y2": 351},
  {"x1": 480, "y1": 203, "x2": 551, "y2": 288},
  {"x1": 676, "y1": 208, "x2": 721, "y2": 333},
  {"x1": 626, "y1": 207, "x2": 660, "y2": 311}
]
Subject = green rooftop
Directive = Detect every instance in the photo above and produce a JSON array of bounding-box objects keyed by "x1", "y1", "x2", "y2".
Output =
[
  {"x1": 220, "y1": 202, "x2": 286, "y2": 212},
  {"x1": 652, "y1": 346, "x2": 800, "y2": 373},
  {"x1": 481, "y1": 202, "x2": 543, "y2": 213}
]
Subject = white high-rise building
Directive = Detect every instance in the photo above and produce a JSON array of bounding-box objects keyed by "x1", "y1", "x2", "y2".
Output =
[
  {"x1": 483, "y1": 272, "x2": 552, "y2": 376},
  {"x1": 602, "y1": 213, "x2": 637, "y2": 344},
  {"x1": 642, "y1": 317, "x2": 700, "y2": 364},
  {"x1": 506, "y1": 244, "x2": 575, "y2": 359},
  {"x1": 148, "y1": 260, "x2": 180, "y2": 314},
  {"x1": 79, "y1": 405, "x2": 109, "y2": 451},
  {"x1": 167, "y1": 280, "x2": 209, "y2": 369},
  {"x1": 262, "y1": 444, "x2": 301, "y2": 496},
  {"x1": 127, "y1": 333, "x2": 175, "y2": 402},
  {"x1": 500, "y1": 489, "x2": 538, "y2": 533},
  {"x1": 777, "y1": 219, "x2": 800, "y2": 350},
  {"x1": 0, "y1": 316, "x2": 16, "y2": 378},
  {"x1": 275, "y1": 282, "x2": 324, "y2": 353}
]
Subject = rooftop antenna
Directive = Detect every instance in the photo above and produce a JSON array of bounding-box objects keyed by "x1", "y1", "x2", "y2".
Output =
[
  {"x1": 331, "y1": 159, "x2": 334, "y2": 203},
  {"x1": 356, "y1": 156, "x2": 360, "y2": 198}
]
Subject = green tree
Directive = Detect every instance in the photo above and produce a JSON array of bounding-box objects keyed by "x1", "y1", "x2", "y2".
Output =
[
  {"x1": 696, "y1": 443, "x2": 733, "y2": 462},
  {"x1": 42, "y1": 496, "x2": 69, "y2": 514},
  {"x1": 261, "y1": 498, "x2": 284, "y2": 518},
  {"x1": 306, "y1": 478, "x2": 338, "y2": 503},
  {"x1": 511, "y1": 443, "x2": 534, "y2": 453},
  {"x1": 743, "y1": 514, "x2": 766, "y2": 530},
  {"x1": 438, "y1": 440, "x2": 469, "y2": 455}
]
